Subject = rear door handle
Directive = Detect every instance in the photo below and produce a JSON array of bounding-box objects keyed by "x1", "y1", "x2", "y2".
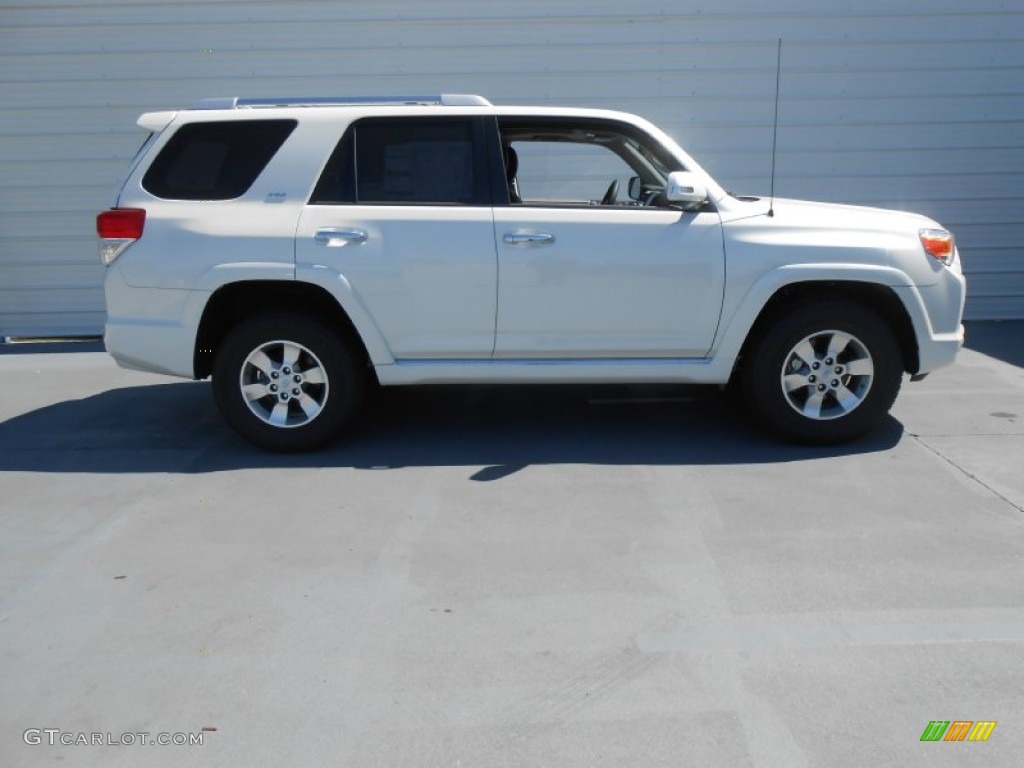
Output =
[
  {"x1": 315, "y1": 227, "x2": 368, "y2": 246},
  {"x1": 503, "y1": 232, "x2": 555, "y2": 246}
]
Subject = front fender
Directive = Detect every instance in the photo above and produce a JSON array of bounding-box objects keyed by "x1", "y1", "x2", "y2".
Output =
[{"x1": 711, "y1": 264, "x2": 917, "y2": 366}]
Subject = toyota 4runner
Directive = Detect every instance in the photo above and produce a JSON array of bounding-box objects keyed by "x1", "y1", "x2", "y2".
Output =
[{"x1": 97, "y1": 94, "x2": 966, "y2": 451}]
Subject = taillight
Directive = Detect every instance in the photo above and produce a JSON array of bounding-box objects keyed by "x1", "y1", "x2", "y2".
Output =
[
  {"x1": 919, "y1": 228, "x2": 955, "y2": 267},
  {"x1": 97, "y1": 208, "x2": 146, "y2": 265}
]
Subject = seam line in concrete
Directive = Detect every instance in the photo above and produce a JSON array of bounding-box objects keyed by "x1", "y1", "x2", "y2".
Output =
[{"x1": 909, "y1": 432, "x2": 1024, "y2": 515}]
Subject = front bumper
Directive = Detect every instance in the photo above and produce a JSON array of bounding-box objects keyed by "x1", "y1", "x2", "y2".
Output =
[{"x1": 893, "y1": 262, "x2": 967, "y2": 375}]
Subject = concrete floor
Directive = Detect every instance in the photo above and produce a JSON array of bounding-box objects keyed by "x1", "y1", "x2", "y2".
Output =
[{"x1": 1, "y1": 322, "x2": 1022, "y2": 767}]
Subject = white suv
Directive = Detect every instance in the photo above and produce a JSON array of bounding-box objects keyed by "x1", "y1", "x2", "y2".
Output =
[{"x1": 98, "y1": 94, "x2": 966, "y2": 451}]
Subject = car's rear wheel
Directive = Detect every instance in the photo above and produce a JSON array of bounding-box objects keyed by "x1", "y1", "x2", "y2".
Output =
[
  {"x1": 742, "y1": 300, "x2": 903, "y2": 443},
  {"x1": 212, "y1": 313, "x2": 364, "y2": 452}
]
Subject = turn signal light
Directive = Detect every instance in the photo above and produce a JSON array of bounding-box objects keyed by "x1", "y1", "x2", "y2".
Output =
[
  {"x1": 97, "y1": 208, "x2": 146, "y2": 265},
  {"x1": 919, "y1": 228, "x2": 955, "y2": 266}
]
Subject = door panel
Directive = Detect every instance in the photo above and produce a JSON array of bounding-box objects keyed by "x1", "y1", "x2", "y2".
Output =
[
  {"x1": 296, "y1": 205, "x2": 497, "y2": 359},
  {"x1": 296, "y1": 115, "x2": 498, "y2": 360},
  {"x1": 493, "y1": 206, "x2": 725, "y2": 358}
]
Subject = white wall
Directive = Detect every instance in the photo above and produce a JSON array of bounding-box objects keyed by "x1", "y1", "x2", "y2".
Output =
[{"x1": 2, "y1": 0, "x2": 1022, "y2": 336}]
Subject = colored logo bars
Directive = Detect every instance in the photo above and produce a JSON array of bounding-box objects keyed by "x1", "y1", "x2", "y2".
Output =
[{"x1": 921, "y1": 721, "x2": 997, "y2": 742}]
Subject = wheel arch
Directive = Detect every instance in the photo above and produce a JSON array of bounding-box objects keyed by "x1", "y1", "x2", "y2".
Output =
[
  {"x1": 193, "y1": 280, "x2": 377, "y2": 380},
  {"x1": 730, "y1": 280, "x2": 919, "y2": 383}
]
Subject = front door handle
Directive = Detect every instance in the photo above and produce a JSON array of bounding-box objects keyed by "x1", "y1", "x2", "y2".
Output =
[
  {"x1": 503, "y1": 232, "x2": 555, "y2": 246},
  {"x1": 315, "y1": 227, "x2": 368, "y2": 246}
]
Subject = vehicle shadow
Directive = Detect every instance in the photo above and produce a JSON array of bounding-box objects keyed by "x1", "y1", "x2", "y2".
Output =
[{"x1": 0, "y1": 381, "x2": 903, "y2": 476}]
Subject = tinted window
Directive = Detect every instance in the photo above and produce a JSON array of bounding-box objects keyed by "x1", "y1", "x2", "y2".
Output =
[
  {"x1": 309, "y1": 130, "x2": 356, "y2": 204},
  {"x1": 143, "y1": 120, "x2": 296, "y2": 200},
  {"x1": 311, "y1": 118, "x2": 486, "y2": 205}
]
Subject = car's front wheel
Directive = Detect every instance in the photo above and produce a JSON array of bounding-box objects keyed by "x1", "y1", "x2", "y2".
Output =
[
  {"x1": 741, "y1": 300, "x2": 903, "y2": 444},
  {"x1": 212, "y1": 313, "x2": 364, "y2": 452}
]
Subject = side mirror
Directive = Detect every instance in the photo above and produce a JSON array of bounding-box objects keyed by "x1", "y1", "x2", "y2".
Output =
[
  {"x1": 627, "y1": 176, "x2": 643, "y2": 201},
  {"x1": 665, "y1": 171, "x2": 708, "y2": 208}
]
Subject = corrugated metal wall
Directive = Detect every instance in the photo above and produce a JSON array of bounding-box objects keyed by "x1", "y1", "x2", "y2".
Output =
[{"x1": 2, "y1": 0, "x2": 1022, "y2": 336}]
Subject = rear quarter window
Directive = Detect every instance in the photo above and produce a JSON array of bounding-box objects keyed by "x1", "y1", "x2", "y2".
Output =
[{"x1": 142, "y1": 120, "x2": 296, "y2": 200}]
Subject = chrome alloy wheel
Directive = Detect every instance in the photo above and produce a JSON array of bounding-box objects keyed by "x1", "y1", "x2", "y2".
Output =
[
  {"x1": 780, "y1": 330, "x2": 875, "y2": 420},
  {"x1": 238, "y1": 340, "x2": 329, "y2": 428}
]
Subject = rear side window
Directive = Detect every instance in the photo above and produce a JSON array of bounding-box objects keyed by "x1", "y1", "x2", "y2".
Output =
[
  {"x1": 310, "y1": 117, "x2": 487, "y2": 205},
  {"x1": 143, "y1": 120, "x2": 296, "y2": 200}
]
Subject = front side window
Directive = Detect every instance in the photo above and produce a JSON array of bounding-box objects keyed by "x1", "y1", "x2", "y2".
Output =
[
  {"x1": 514, "y1": 141, "x2": 635, "y2": 204},
  {"x1": 310, "y1": 117, "x2": 487, "y2": 205},
  {"x1": 142, "y1": 120, "x2": 296, "y2": 200},
  {"x1": 498, "y1": 118, "x2": 684, "y2": 207}
]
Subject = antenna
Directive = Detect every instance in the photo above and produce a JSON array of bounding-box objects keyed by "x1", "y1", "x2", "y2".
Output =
[{"x1": 768, "y1": 38, "x2": 782, "y2": 218}]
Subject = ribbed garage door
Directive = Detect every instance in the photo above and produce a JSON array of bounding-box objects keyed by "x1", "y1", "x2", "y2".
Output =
[{"x1": 2, "y1": 0, "x2": 1022, "y2": 336}]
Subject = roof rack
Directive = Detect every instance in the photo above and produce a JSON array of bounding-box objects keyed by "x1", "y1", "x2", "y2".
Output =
[{"x1": 190, "y1": 94, "x2": 492, "y2": 110}]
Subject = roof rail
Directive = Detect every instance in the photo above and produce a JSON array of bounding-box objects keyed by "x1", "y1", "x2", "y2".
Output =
[{"x1": 190, "y1": 94, "x2": 492, "y2": 110}]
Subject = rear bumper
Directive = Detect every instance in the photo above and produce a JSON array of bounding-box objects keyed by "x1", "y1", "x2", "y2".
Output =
[
  {"x1": 104, "y1": 320, "x2": 195, "y2": 378},
  {"x1": 103, "y1": 265, "x2": 205, "y2": 378}
]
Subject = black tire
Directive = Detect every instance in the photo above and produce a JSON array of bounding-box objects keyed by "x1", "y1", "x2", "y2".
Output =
[
  {"x1": 212, "y1": 313, "x2": 364, "y2": 452},
  {"x1": 741, "y1": 299, "x2": 903, "y2": 444}
]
